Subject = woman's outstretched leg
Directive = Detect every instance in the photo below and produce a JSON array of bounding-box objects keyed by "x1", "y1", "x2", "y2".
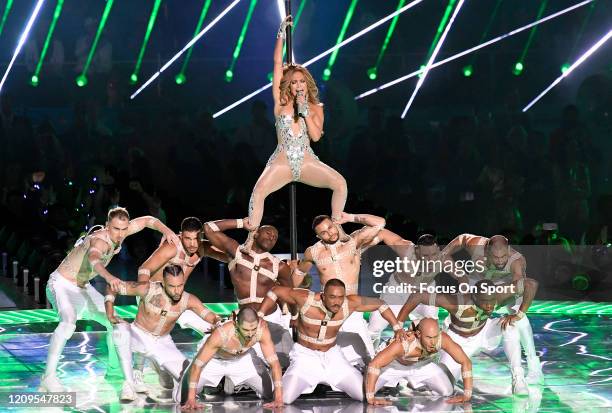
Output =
[
  {"x1": 248, "y1": 158, "x2": 293, "y2": 228},
  {"x1": 299, "y1": 157, "x2": 348, "y2": 221}
]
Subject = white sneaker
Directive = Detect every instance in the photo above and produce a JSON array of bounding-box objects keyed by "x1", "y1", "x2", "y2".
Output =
[
  {"x1": 526, "y1": 369, "x2": 544, "y2": 385},
  {"x1": 39, "y1": 374, "x2": 66, "y2": 392},
  {"x1": 223, "y1": 376, "x2": 235, "y2": 395},
  {"x1": 512, "y1": 374, "x2": 529, "y2": 396},
  {"x1": 120, "y1": 381, "x2": 137, "y2": 402},
  {"x1": 133, "y1": 370, "x2": 148, "y2": 393}
]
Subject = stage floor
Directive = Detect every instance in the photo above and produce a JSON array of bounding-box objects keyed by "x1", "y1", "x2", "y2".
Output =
[{"x1": 0, "y1": 312, "x2": 610, "y2": 412}]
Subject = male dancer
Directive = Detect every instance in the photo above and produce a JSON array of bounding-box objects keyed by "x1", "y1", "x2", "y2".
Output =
[
  {"x1": 443, "y1": 233, "x2": 543, "y2": 383},
  {"x1": 367, "y1": 231, "x2": 444, "y2": 346},
  {"x1": 180, "y1": 308, "x2": 283, "y2": 410},
  {"x1": 365, "y1": 318, "x2": 472, "y2": 405},
  {"x1": 292, "y1": 212, "x2": 385, "y2": 365},
  {"x1": 203, "y1": 218, "x2": 294, "y2": 367},
  {"x1": 39, "y1": 207, "x2": 179, "y2": 392},
  {"x1": 258, "y1": 279, "x2": 407, "y2": 403},
  {"x1": 397, "y1": 278, "x2": 539, "y2": 394},
  {"x1": 105, "y1": 264, "x2": 221, "y2": 401}
]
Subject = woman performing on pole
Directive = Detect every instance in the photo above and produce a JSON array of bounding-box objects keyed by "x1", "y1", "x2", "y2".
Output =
[{"x1": 244, "y1": 15, "x2": 348, "y2": 249}]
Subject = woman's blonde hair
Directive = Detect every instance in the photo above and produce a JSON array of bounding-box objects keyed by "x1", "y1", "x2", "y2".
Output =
[{"x1": 279, "y1": 64, "x2": 320, "y2": 108}]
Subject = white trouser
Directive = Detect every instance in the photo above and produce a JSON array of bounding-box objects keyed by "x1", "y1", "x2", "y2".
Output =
[
  {"x1": 337, "y1": 312, "x2": 375, "y2": 366},
  {"x1": 113, "y1": 322, "x2": 187, "y2": 390},
  {"x1": 367, "y1": 303, "x2": 438, "y2": 344},
  {"x1": 253, "y1": 307, "x2": 293, "y2": 368},
  {"x1": 439, "y1": 318, "x2": 523, "y2": 381},
  {"x1": 282, "y1": 343, "x2": 363, "y2": 404},
  {"x1": 508, "y1": 298, "x2": 541, "y2": 373},
  {"x1": 199, "y1": 350, "x2": 272, "y2": 397},
  {"x1": 45, "y1": 270, "x2": 119, "y2": 375},
  {"x1": 376, "y1": 360, "x2": 454, "y2": 396}
]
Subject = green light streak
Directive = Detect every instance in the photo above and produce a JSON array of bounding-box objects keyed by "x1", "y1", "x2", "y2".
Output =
[
  {"x1": 177, "y1": 0, "x2": 213, "y2": 84},
  {"x1": 515, "y1": 0, "x2": 548, "y2": 72},
  {"x1": 368, "y1": 0, "x2": 406, "y2": 79},
  {"x1": 77, "y1": 0, "x2": 115, "y2": 85},
  {"x1": 31, "y1": 0, "x2": 64, "y2": 86},
  {"x1": 467, "y1": 0, "x2": 503, "y2": 74},
  {"x1": 566, "y1": 0, "x2": 597, "y2": 62},
  {"x1": 425, "y1": 0, "x2": 457, "y2": 62},
  {"x1": 131, "y1": 0, "x2": 163, "y2": 84},
  {"x1": 0, "y1": 0, "x2": 13, "y2": 38},
  {"x1": 322, "y1": 0, "x2": 359, "y2": 81},
  {"x1": 225, "y1": 0, "x2": 258, "y2": 82}
]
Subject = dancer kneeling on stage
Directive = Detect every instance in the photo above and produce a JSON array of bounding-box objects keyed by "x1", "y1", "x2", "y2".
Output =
[
  {"x1": 104, "y1": 264, "x2": 220, "y2": 401},
  {"x1": 397, "y1": 278, "x2": 538, "y2": 395},
  {"x1": 365, "y1": 318, "x2": 472, "y2": 406},
  {"x1": 258, "y1": 279, "x2": 408, "y2": 404},
  {"x1": 180, "y1": 308, "x2": 283, "y2": 410}
]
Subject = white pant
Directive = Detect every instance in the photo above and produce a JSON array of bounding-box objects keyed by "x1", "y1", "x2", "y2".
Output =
[
  {"x1": 337, "y1": 312, "x2": 375, "y2": 366},
  {"x1": 113, "y1": 322, "x2": 187, "y2": 390},
  {"x1": 44, "y1": 271, "x2": 119, "y2": 375},
  {"x1": 367, "y1": 303, "x2": 438, "y2": 344},
  {"x1": 440, "y1": 318, "x2": 523, "y2": 380},
  {"x1": 376, "y1": 360, "x2": 454, "y2": 396},
  {"x1": 282, "y1": 343, "x2": 363, "y2": 403},
  {"x1": 197, "y1": 350, "x2": 272, "y2": 398}
]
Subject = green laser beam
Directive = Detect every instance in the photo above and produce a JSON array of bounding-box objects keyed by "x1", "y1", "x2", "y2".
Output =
[
  {"x1": 517, "y1": 0, "x2": 548, "y2": 64},
  {"x1": 177, "y1": 0, "x2": 213, "y2": 81},
  {"x1": 226, "y1": 0, "x2": 258, "y2": 81},
  {"x1": 323, "y1": 0, "x2": 359, "y2": 81},
  {"x1": 0, "y1": 0, "x2": 13, "y2": 38},
  {"x1": 78, "y1": 0, "x2": 115, "y2": 82},
  {"x1": 370, "y1": 0, "x2": 406, "y2": 77},
  {"x1": 468, "y1": 0, "x2": 503, "y2": 69},
  {"x1": 131, "y1": 0, "x2": 163, "y2": 83},
  {"x1": 282, "y1": 0, "x2": 308, "y2": 60},
  {"x1": 31, "y1": 0, "x2": 64, "y2": 85},
  {"x1": 425, "y1": 0, "x2": 457, "y2": 62}
]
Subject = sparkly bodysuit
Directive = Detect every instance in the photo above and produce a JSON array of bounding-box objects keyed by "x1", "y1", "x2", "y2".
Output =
[{"x1": 268, "y1": 114, "x2": 318, "y2": 181}]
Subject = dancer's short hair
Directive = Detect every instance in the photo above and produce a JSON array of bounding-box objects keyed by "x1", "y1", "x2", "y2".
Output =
[
  {"x1": 324, "y1": 278, "x2": 346, "y2": 292},
  {"x1": 237, "y1": 307, "x2": 259, "y2": 324},
  {"x1": 163, "y1": 264, "x2": 183, "y2": 278},
  {"x1": 417, "y1": 233, "x2": 437, "y2": 246},
  {"x1": 107, "y1": 206, "x2": 129, "y2": 222},
  {"x1": 181, "y1": 217, "x2": 202, "y2": 233},
  {"x1": 312, "y1": 215, "x2": 332, "y2": 231}
]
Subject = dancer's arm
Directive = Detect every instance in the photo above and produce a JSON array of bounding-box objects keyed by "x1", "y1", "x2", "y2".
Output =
[
  {"x1": 258, "y1": 286, "x2": 304, "y2": 317},
  {"x1": 364, "y1": 340, "x2": 404, "y2": 405},
  {"x1": 509, "y1": 251, "x2": 527, "y2": 282},
  {"x1": 272, "y1": 16, "x2": 291, "y2": 107},
  {"x1": 259, "y1": 322, "x2": 284, "y2": 407},
  {"x1": 348, "y1": 296, "x2": 406, "y2": 341},
  {"x1": 126, "y1": 216, "x2": 180, "y2": 246},
  {"x1": 498, "y1": 277, "x2": 539, "y2": 330},
  {"x1": 199, "y1": 239, "x2": 231, "y2": 264},
  {"x1": 182, "y1": 331, "x2": 223, "y2": 411},
  {"x1": 291, "y1": 248, "x2": 314, "y2": 287},
  {"x1": 338, "y1": 212, "x2": 386, "y2": 248},
  {"x1": 186, "y1": 295, "x2": 221, "y2": 325},
  {"x1": 137, "y1": 241, "x2": 177, "y2": 282},
  {"x1": 203, "y1": 219, "x2": 244, "y2": 258},
  {"x1": 302, "y1": 102, "x2": 324, "y2": 142},
  {"x1": 441, "y1": 332, "x2": 473, "y2": 403},
  {"x1": 104, "y1": 281, "x2": 150, "y2": 324},
  {"x1": 370, "y1": 228, "x2": 414, "y2": 257},
  {"x1": 88, "y1": 238, "x2": 123, "y2": 291},
  {"x1": 397, "y1": 292, "x2": 450, "y2": 323},
  {"x1": 277, "y1": 261, "x2": 294, "y2": 287}
]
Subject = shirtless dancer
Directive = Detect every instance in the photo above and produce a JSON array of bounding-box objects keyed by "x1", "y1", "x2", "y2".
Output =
[
  {"x1": 292, "y1": 212, "x2": 385, "y2": 365},
  {"x1": 367, "y1": 232, "x2": 445, "y2": 347},
  {"x1": 105, "y1": 264, "x2": 221, "y2": 401},
  {"x1": 39, "y1": 207, "x2": 179, "y2": 392},
  {"x1": 130, "y1": 217, "x2": 229, "y2": 391},
  {"x1": 398, "y1": 278, "x2": 539, "y2": 395},
  {"x1": 180, "y1": 308, "x2": 283, "y2": 410},
  {"x1": 258, "y1": 279, "x2": 407, "y2": 404},
  {"x1": 366, "y1": 318, "x2": 472, "y2": 405},
  {"x1": 203, "y1": 218, "x2": 294, "y2": 367},
  {"x1": 443, "y1": 233, "x2": 543, "y2": 383}
]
